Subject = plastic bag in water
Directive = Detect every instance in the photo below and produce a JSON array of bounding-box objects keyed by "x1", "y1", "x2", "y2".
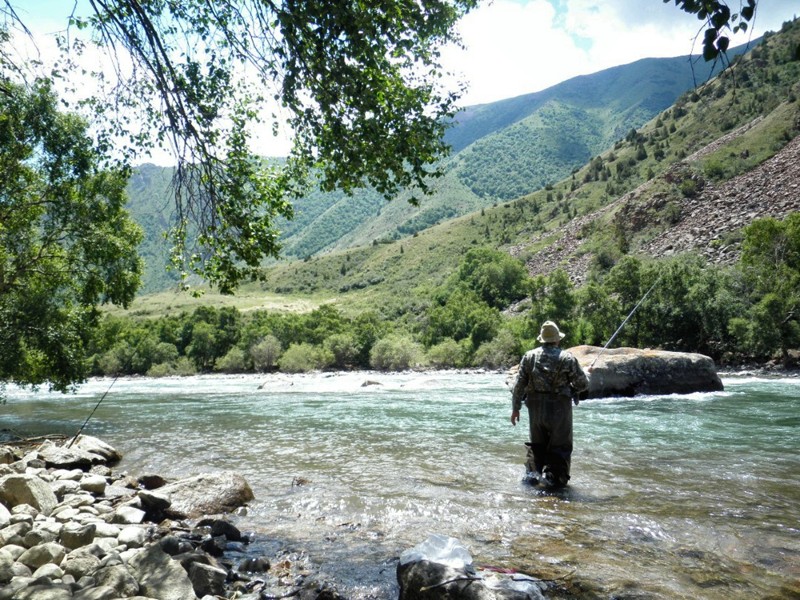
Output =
[{"x1": 399, "y1": 533, "x2": 473, "y2": 569}]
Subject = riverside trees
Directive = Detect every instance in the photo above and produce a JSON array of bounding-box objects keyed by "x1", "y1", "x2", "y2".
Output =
[{"x1": 0, "y1": 80, "x2": 142, "y2": 392}]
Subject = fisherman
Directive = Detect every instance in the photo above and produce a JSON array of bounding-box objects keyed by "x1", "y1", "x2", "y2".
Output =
[{"x1": 510, "y1": 320, "x2": 589, "y2": 488}]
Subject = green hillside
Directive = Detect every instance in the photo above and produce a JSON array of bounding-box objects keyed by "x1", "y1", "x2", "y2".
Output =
[
  {"x1": 252, "y1": 19, "x2": 800, "y2": 313},
  {"x1": 126, "y1": 43, "x2": 755, "y2": 288}
]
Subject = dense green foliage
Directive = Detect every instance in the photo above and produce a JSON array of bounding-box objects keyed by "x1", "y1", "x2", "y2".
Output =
[
  {"x1": 2, "y1": 0, "x2": 477, "y2": 291},
  {"x1": 0, "y1": 80, "x2": 143, "y2": 392},
  {"x1": 88, "y1": 215, "x2": 800, "y2": 376}
]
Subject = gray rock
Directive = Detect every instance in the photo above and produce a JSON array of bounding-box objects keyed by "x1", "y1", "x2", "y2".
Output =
[
  {"x1": 60, "y1": 522, "x2": 97, "y2": 550},
  {"x1": 2, "y1": 544, "x2": 25, "y2": 560},
  {"x1": 51, "y1": 469, "x2": 84, "y2": 481},
  {"x1": 0, "y1": 548, "x2": 13, "y2": 583},
  {"x1": 9, "y1": 584, "x2": 73, "y2": 600},
  {"x1": 0, "y1": 522, "x2": 32, "y2": 546},
  {"x1": 31, "y1": 562, "x2": 64, "y2": 579},
  {"x1": 62, "y1": 553, "x2": 102, "y2": 579},
  {"x1": 570, "y1": 345, "x2": 724, "y2": 398},
  {"x1": 102, "y1": 484, "x2": 136, "y2": 501},
  {"x1": 0, "y1": 503, "x2": 10, "y2": 527},
  {"x1": 92, "y1": 522, "x2": 120, "y2": 538},
  {"x1": 94, "y1": 564, "x2": 140, "y2": 597},
  {"x1": 17, "y1": 542, "x2": 67, "y2": 569},
  {"x1": 9, "y1": 504, "x2": 38, "y2": 517},
  {"x1": 22, "y1": 527, "x2": 58, "y2": 548},
  {"x1": 118, "y1": 526, "x2": 147, "y2": 548},
  {"x1": 127, "y1": 544, "x2": 197, "y2": 600},
  {"x1": 0, "y1": 474, "x2": 58, "y2": 515},
  {"x1": 8, "y1": 513, "x2": 33, "y2": 526},
  {"x1": 36, "y1": 440, "x2": 97, "y2": 470},
  {"x1": 79, "y1": 474, "x2": 107, "y2": 495},
  {"x1": 0, "y1": 447, "x2": 16, "y2": 465},
  {"x1": 50, "y1": 479, "x2": 81, "y2": 499},
  {"x1": 111, "y1": 506, "x2": 145, "y2": 525},
  {"x1": 189, "y1": 561, "x2": 228, "y2": 597},
  {"x1": 10, "y1": 561, "x2": 32, "y2": 578},
  {"x1": 72, "y1": 585, "x2": 120, "y2": 600},
  {"x1": 64, "y1": 436, "x2": 122, "y2": 464},
  {"x1": 160, "y1": 472, "x2": 254, "y2": 519}
]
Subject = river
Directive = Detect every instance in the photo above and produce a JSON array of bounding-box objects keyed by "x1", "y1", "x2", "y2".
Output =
[{"x1": 2, "y1": 371, "x2": 799, "y2": 599}]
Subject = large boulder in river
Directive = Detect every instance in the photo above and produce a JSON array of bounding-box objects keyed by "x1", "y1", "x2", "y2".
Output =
[
  {"x1": 570, "y1": 345, "x2": 723, "y2": 398},
  {"x1": 159, "y1": 472, "x2": 254, "y2": 519}
]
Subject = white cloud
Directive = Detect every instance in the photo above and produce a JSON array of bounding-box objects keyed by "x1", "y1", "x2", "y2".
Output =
[{"x1": 445, "y1": 0, "x2": 799, "y2": 106}]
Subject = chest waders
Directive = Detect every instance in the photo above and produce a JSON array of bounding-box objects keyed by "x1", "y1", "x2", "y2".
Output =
[{"x1": 524, "y1": 348, "x2": 573, "y2": 487}]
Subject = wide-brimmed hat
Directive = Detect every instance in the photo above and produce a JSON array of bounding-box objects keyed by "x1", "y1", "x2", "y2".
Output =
[{"x1": 537, "y1": 321, "x2": 565, "y2": 343}]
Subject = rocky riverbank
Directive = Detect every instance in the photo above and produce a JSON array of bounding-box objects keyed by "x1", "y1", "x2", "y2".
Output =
[{"x1": 0, "y1": 435, "x2": 342, "y2": 600}]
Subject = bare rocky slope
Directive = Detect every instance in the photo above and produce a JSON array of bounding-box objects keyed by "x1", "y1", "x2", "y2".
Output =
[{"x1": 514, "y1": 127, "x2": 800, "y2": 283}]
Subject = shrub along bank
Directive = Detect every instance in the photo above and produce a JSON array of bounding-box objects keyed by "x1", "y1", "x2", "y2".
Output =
[{"x1": 84, "y1": 214, "x2": 800, "y2": 378}]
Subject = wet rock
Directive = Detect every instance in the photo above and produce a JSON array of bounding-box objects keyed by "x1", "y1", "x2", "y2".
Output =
[
  {"x1": 238, "y1": 556, "x2": 271, "y2": 573},
  {"x1": 0, "y1": 474, "x2": 58, "y2": 515},
  {"x1": 159, "y1": 471, "x2": 254, "y2": 519},
  {"x1": 397, "y1": 559, "x2": 542, "y2": 600},
  {"x1": 198, "y1": 517, "x2": 242, "y2": 541},
  {"x1": 138, "y1": 474, "x2": 167, "y2": 490},
  {"x1": 138, "y1": 489, "x2": 171, "y2": 515},
  {"x1": 570, "y1": 345, "x2": 724, "y2": 398}
]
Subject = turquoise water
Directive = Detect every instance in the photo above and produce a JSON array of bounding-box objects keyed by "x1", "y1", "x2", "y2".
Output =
[{"x1": 3, "y1": 372, "x2": 799, "y2": 598}]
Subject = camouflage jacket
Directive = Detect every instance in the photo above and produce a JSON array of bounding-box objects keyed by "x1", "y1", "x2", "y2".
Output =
[{"x1": 511, "y1": 344, "x2": 588, "y2": 410}]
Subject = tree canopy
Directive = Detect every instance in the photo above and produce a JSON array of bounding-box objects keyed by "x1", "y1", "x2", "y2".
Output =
[
  {"x1": 2, "y1": 0, "x2": 477, "y2": 292},
  {"x1": 0, "y1": 79, "x2": 142, "y2": 392}
]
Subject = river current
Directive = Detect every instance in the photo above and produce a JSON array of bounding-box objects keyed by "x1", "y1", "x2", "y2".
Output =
[{"x1": 3, "y1": 371, "x2": 799, "y2": 599}]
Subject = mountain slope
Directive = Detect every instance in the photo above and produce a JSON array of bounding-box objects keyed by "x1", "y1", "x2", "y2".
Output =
[
  {"x1": 125, "y1": 36, "x2": 767, "y2": 294},
  {"x1": 253, "y1": 19, "x2": 800, "y2": 311}
]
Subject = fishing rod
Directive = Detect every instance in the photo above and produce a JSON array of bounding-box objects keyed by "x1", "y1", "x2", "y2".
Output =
[
  {"x1": 67, "y1": 342, "x2": 141, "y2": 449},
  {"x1": 590, "y1": 276, "x2": 661, "y2": 369},
  {"x1": 67, "y1": 376, "x2": 120, "y2": 448}
]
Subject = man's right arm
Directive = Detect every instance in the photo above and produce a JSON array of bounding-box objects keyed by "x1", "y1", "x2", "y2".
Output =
[{"x1": 511, "y1": 353, "x2": 530, "y2": 413}]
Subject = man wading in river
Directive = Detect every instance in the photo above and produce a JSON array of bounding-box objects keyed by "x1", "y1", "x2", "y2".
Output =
[{"x1": 510, "y1": 321, "x2": 589, "y2": 488}]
